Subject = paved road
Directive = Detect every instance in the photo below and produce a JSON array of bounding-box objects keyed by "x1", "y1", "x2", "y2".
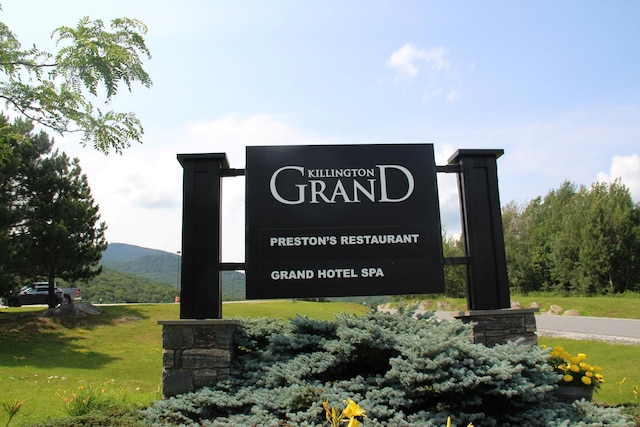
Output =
[
  {"x1": 535, "y1": 314, "x2": 640, "y2": 344},
  {"x1": 432, "y1": 311, "x2": 640, "y2": 344}
]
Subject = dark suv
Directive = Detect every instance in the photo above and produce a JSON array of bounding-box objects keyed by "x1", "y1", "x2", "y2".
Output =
[{"x1": 6, "y1": 282, "x2": 68, "y2": 307}]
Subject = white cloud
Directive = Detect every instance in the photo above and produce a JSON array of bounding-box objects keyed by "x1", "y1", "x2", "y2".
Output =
[
  {"x1": 597, "y1": 153, "x2": 640, "y2": 202},
  {"x1": 386, "y1": 43, "x2": 460, "y2": 103},
  {"x1": 385, "y1": 43, "x2": 449, "y2": 81}
]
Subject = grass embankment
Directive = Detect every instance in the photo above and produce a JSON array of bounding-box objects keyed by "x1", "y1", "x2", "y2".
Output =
[
  {"x1": 407, "y1": 293, "x2": 640, "y2": 319},
  {"x1": 0, "y1": 298, "x2": 638, "y2": 425},
  {"x1": 0, "y1": 301, "x2": 368, "y2": 426}
]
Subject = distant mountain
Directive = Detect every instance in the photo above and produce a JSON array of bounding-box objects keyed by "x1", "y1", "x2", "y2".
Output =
[
  {"x1": 102, "y1": 243, "x2": 175, "y2": 265},
  {"x1": 102, "y1": 243, "x2": 181, "y2": 286},
  {"x1": 102, "y1": 243, "x2": 246, "y2": 300}
]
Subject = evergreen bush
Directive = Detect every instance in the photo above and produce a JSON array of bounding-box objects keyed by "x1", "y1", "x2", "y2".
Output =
[{"x1": 143, "y1": 309, "x2": 632, "y2": 426}]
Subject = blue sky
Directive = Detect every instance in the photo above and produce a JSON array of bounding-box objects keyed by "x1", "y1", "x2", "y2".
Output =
[{"x1": 3, "y1": 1, "x2": 640, "y2": 260}]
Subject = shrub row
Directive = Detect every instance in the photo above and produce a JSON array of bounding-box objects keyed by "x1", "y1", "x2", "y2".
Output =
[{"x1": 143, "y1": 309, "x2": 632, "y2": 426}]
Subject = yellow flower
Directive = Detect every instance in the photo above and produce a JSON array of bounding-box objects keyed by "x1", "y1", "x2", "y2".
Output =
[
  {"x1": 563, "y1": 374, "x2": 574, "y2": 383},
  {"x1": 342, "y1": 399, "x2": 366, "y2": 419},
  {"x1": 323, "y1": 399, "x2": 366, "y2": 427},
  {"x1": 585, "y1": 371, "x2": 593, "y2": 378},
  {"x1": 569, "y1": 365, "x2": 580, "y2": 373},
  {"x1": 581, "y1": 376, "x2": 592, "y2": 386},
  {"x1": 577, "y1": 353, "x2": 587, "y2": 361}
]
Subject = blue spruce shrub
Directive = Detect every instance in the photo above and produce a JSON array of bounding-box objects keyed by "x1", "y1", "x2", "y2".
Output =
[{"x1": 143, "y1": 309, "x2": 633, "y2": 426}]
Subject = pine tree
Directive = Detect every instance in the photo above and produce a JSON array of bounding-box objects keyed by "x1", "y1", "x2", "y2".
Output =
[
  {"x1": 0, "y1": 115, "x2": 53, "y2": 294},
  {"x1": 13, "y1": 148, "x2": 106, "y2": 307}
]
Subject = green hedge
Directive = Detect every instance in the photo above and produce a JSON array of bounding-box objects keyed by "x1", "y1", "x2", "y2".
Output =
[{"x1": 144, "y1": 309, "x2": 632, "y2": 426}]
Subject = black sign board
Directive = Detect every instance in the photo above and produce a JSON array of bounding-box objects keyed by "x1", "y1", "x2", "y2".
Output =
[{"x1": 245, "y1": 144, "x2": 445, "y2": 299}]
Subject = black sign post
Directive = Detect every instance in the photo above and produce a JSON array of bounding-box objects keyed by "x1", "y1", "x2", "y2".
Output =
[
  {"x1": 245, "y1": 144, "x2": 445, "y2": 299},
  {"x1": 448, "y1": 149, "x2": 510, "y2": 310},
  {"x1": 177, "y1": 153, "x2": 228, "y2": 319}
]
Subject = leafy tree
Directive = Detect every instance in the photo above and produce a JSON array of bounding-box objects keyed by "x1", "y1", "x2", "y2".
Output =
[
  {"x1": 574, "y1": 181, "x2": 639, "y2": 293},
  {"x1": 0, "y1": 12, "x2": 151, "y2": 154},
  {"x1": 12, "y1": 146, "x2": 107, "y2": 307},
  {"x1": 502, "y1": 201, "x2": 533, "y2": 294},
  {"x1": 503, "y1": 180, "x2": 640, "y2": 295}
]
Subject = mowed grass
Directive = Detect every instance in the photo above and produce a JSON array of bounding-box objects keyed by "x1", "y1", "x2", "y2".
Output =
[
  {"x1": 0, "y1": 301, "x2": 368, "y2": 426},
  {"x1": 407, "y1": 294, "x2": 640, "y2": 319},
  {"x1": 511, "y1": 294, "x2": 640, "y2": 319},
  {"x1": 0, "y1": 304, "x2": 167, "y2": 426},
  {"x1": 0, "y1": 299, "x2": 638, "y2": 426},
  {"x1": 538, "y1": 337, "x2": 640, "y2": 406}
]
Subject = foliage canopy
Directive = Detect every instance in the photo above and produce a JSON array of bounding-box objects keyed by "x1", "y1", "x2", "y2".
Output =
[
  {"x1": 503, "y1": 180, "x2": 640, "y2": 295},
  {"x1": 0, "y1": 12, "x2": 151, "y2": 154}
]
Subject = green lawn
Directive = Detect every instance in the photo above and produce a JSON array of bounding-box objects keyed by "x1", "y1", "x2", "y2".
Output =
[
  {"x1": 538, "y1": 337, "x2": 640, "y2": 406},
  {"x1": 0, "y1": 305, "x2": 168, "y2": 426},
  {"x1": 511, "y1": 294, "x2": 640, "y2": 319},
  {"x1": 0, "y1": 301, "x2": 367, "y2": 426},
  {"x1": 0, "y1": 299, "x2": 638, "y2": 426},
  {"x1": 405, "y1": 294, "x2": 640, "y2": 319}
]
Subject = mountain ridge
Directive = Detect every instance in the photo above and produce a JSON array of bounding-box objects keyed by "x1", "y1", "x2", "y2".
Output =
[{"x1": 102, "y1": 243, "x2": 246, "y2": 300}]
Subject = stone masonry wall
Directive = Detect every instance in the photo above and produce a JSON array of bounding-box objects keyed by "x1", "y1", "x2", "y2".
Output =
[
  {"x1": 158, "y1": 310, "x2": 538, "y2": 397},
  {"x1": 455, "y1": 308, "x2": 539, "y2": 347},
  {"x1": 159, "y1": 319, "x2": 241, "y2": 397}
]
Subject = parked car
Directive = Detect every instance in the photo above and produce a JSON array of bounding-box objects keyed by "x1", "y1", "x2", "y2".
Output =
[
  {"x1": 6, "y1": 282, "x2": 79, "y2": 307},
  {"x1": 62, "y1": 286, "x2": 82, "y2": 302}
]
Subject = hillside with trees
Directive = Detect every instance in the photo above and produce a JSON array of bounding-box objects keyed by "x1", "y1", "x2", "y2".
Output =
[
  {"x1": 100, "y1": 243, "x2": 247, "y2": 301},
  {"x1": 78, "y1": 267, "x2": 176, "y2": 304}
]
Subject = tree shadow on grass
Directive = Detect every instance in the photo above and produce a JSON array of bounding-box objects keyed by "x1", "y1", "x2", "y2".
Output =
[{"x1": 0, "y1": 305, "x2": 150, "y2": 370}]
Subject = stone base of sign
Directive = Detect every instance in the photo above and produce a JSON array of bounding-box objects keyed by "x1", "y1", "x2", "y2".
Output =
[
  {"x1": 159, "y1": 319, "x2": 241, "y2": 397},
  {"x1": 455, "y1": 308, "x2": 539, "y2": 347}
]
